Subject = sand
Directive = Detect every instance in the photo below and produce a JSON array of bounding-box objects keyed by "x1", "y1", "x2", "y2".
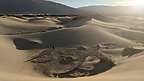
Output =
[{"x1": 0, "y1": 16, "x2": 144, "y2": 81}]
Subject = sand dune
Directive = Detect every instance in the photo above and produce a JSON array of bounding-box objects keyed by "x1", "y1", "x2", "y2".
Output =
[
  {"x1": 0, "y1": 35, "x2": 143, "y2": 81},
  {"x1": 0, "y1": 16, "x2": 60, "y2": 28},
  {"x1": 0, "y1": 36, "x2": 41, "y2": 77},
  {"x1": 85, "y1": 19, "x2": 144, "y2": 44},
  {"x1": 12, "y1": 24, "x2": 137, "y2": 50},
  {"x1": 0, "y1": 16, "x2": 62, "y2": 35},
  {"x1": 105, "y1": 27, "x2": 144, "y2": 43},
  {"x1": 0, "y1": 17, "x2": 144, "y2": 81},
  {"x1": 0, "y1": 0, "x2": 144, "y2": 80}
]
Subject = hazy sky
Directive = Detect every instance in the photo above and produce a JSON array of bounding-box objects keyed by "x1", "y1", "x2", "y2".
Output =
[{"x1": 48, "y1": 0, "x2": 131, "y2": 8}]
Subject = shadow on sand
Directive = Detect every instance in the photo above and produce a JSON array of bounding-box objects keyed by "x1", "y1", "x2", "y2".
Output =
[
  {"x1": 13, "y1": 38, "x2": 42, "y2": 50},
  {"x1": 13, "y1": 38, "x2": 115, "y2": 78},
  {"x1": 50, "y1": 60, "x2": 115, "y2": 78}
]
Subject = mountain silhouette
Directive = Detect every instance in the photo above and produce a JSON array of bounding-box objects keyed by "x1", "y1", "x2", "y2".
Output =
[{"x1": 0, "y1": 0, "x2": 79, "y2": 15}]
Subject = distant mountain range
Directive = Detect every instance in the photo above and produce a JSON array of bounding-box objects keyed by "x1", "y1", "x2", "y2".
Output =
[
  {"x1": 1, "y1": 0, "x2": 143, "y2": 20},
  {"x1": 0, "y1": 0, "x2": 79, "y2": 15},
  {"x1": 0, "y1": 0, "x2": 113, "y2": 21},
  {"x1": 79, "y1": 6, "x2": 144, "y2": 16}
]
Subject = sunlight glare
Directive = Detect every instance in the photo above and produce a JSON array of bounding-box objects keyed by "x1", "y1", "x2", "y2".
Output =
[{"x1": 127, "y1": 0, "x2": 144, "y2": 7}]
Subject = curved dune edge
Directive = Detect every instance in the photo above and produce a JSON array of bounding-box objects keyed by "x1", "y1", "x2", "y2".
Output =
[
  {"x1": 0, "y1": 17, "x2": 143, "y2": 80},
  {"x1": 0, "y1": 54, "x2": 144, "y2": 81},
  {"x1": 0, "y1": 36, "x2": 144, "y2": 81}
]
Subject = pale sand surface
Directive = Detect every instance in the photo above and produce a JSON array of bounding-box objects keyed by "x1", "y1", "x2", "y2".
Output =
[
  {"x1": 0, "y1": 17, "x2": 144, "y2": 81},
  {"x1": 0, "y1": 33, "x2": 144, "y2": 81}
]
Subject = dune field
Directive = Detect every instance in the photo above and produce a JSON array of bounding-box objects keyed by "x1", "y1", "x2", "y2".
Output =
[
  {"x1": 0, "y1": 15, "x2": 144, "y2": 81},
  {"x1": 1, "y1": 0, "x2": 144, "y2": 81}
]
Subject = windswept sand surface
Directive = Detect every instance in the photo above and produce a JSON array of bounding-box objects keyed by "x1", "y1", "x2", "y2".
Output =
[
  {"x1": 0, "y1": 16, "x2": 144, "y2": 81},
  {"x1": 0, "y1": 16, "x2": 62, "y2": 35},
  {"x1": 0, "y1": 36, "x2": 144, "y2": 81}
]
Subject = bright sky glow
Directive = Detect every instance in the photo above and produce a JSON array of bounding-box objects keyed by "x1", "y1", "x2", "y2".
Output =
[
  {"x1": 48, "y1": 0, "x2": 144, "y2": 8},
  {"x1": 115, "y1": 0, "x2": 144, "y2": 6},
  {"x1": 48, "y1": 0, "x2": 114, "y2": 8}
]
